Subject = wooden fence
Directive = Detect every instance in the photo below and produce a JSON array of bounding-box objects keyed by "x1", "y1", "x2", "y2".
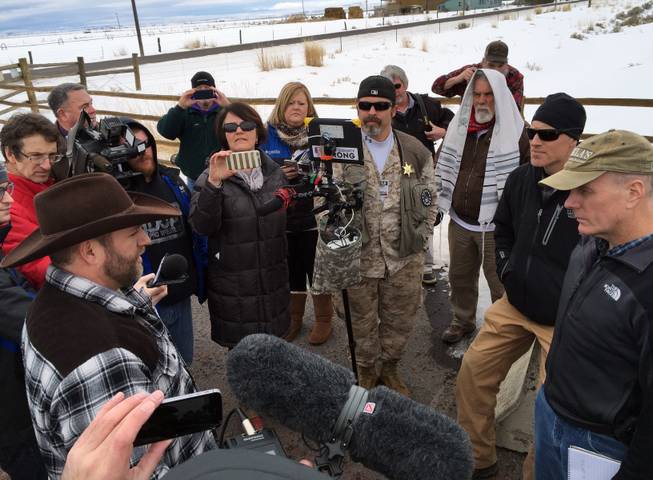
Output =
[
  {"x1": 0, "y1": 56, "x2": 141, "y2": 117},
  {"x1": 0, "y1": 83, "x2": 652, "y2": 153}
]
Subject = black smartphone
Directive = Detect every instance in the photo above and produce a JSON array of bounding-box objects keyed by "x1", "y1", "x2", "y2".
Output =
[
  {"x1": 134, "y1": 389, "x2": 222, "y2": 446},
  {"x1": 191, "y1": 89, "x2": 216, "y2": 100}
]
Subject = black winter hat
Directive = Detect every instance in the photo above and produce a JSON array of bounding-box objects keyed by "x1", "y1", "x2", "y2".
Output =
[
  {"x1": 357, "y1": 75, "x2": 396, "y2": 104},
  {"x1": 533, "y1": 93, "x2": 586, "y2": 140},
  {"x1": 191, "y1": 71, "x2": 215, "y2": 88}
]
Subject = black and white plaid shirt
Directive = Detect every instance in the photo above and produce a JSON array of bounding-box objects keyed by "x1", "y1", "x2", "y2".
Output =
[{"x1": 23, "y1": 265, "x2": 216, "y2": 479}]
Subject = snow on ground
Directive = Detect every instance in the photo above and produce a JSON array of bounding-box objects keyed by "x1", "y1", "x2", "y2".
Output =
[
  {"x1": 2, "y1": 0, "x2": 652, "y2": 338},
  {"x1": 10, "y1": 0, "x2": 651, "y2": 139}
]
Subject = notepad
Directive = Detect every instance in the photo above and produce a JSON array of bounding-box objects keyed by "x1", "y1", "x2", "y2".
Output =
[{"x1": 568, "y1": 445, "x2": 621, "y2": 480}]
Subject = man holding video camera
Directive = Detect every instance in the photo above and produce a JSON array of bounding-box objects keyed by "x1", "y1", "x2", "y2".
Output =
[
  {"x1": 121, "y1": 119, "x2": 207, "y2": 365},
  {"x1": 335, "y1": 76, "x2": 438, "y2": 396},
  {"x1": 1, "y1": 173, "x2": 216, "y2": 479},
  {"x1": 157, "y1": 71, "x2": 229, "y2": 189}
]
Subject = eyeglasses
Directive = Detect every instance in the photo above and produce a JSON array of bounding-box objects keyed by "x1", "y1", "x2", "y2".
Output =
[
  {"x1": 0, "y1": 182, "x2": 14, "y2": 198},
  {"x1": 393, "y1": 83, "x2": 402, "y2": 89},
  {"x1": 223, "y1": 121, "x2": 257, "y2": 133},
  {"x1": 358, "y1": 101, "x2": 393, "y2": 112},
  {"x1": 16, "y1": 150, "x2": 64, "y2": 165},
  {"x1": 526, "y1": 127, "x2": 576, "y2": 142}
]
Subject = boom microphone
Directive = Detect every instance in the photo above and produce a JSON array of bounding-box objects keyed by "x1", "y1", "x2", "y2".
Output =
[{"x1": 227, "y1": 334, "x2": 474, "y2": 480}]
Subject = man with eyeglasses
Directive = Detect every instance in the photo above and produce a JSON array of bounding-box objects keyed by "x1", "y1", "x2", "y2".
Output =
[
  {"x1": 380, "y1": 65, "x2": 454, "y2": 286},
  {"x1": 432, "y1": 40, "x2": 524, "y2": 111},
  {"x1": 0, "y1": 113, "x2": 62, "y2": 289},
  {"x1": 0, "y1": 161, "x2": 48, "y2": 479},
  {"x1": 120, "y1": 119, "x2": 207, "y2": 365},
  {"x1": 332, "y1": 75, "x2": 438, "y2": 395},
  {"x1": 455, "y1": 93, "x2": 586, "y2": 480},
  {"x1": 436, "y1": 69, "x2": 529, "y2": 346}
]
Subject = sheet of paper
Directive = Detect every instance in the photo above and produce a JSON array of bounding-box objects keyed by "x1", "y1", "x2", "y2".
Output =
[{"x1": 568, "y1": 445, "x2": 621, "y2": 480}]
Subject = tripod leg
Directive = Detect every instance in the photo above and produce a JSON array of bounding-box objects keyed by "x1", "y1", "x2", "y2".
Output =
[{"x1": 341, "y1": 289, "x2": 358, "y2": 380}]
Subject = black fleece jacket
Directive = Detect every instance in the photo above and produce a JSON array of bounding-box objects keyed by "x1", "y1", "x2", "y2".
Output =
[{"x1": 493, "y1": 163, "x2": 580, "y2": 325}]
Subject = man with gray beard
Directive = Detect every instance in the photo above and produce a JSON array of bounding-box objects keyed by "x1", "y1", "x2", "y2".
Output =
[
  {"x1": 332, "y1": 76, "x2": 438, "y2": 395},
  {"x1": 435, "y1": 69, "x2": 530, "y2": 344}
]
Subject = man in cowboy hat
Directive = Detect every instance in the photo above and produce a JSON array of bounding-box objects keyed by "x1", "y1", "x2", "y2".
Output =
[{"x1": 1, "y1": 173, "x2": 216, "y2": 478}]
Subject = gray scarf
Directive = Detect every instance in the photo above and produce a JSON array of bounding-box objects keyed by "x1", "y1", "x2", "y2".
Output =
[{"x1": 236, "y1": 167, "x2": 264, "y2": 191}]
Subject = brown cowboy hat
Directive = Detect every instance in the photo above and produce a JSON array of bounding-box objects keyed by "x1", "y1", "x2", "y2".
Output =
[{"x1": 0, "y1": 173, "x2": 181, "y2": 268}]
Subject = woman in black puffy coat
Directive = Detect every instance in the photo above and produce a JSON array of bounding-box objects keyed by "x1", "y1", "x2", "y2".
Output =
[{"x1": 189, "y1": 102, "x2": 289, "y2": 348}]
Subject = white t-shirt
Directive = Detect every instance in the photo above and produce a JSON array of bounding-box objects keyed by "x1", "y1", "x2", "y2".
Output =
[{"x1": 364, "y1": 131, "x2": 395, "y2": 202}]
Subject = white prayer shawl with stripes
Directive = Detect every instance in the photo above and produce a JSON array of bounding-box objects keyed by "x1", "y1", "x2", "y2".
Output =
[{"x1": 435, "y1": 68, "x2": 524, "y2": 225}]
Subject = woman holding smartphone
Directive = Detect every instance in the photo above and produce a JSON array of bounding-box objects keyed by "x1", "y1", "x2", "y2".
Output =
[
  {"x1": 260, "y1": 82, "x2": 333, "y2": 345},
  {"x1": 189, "y1": 102, "x2": 290, "y2": 348}
]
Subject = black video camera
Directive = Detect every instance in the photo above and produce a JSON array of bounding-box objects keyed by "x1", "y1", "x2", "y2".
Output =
[{"x1": 63, "y1": 110, "x2": 146, "y2": 181}]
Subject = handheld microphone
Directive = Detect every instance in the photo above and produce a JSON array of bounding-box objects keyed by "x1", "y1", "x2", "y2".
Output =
[
  {"x1": 146, "y1": 253, "x2": 188, "y2": 288},
  {"x1": 226, "y1": 334, "x2": 474, "y2": 480}
]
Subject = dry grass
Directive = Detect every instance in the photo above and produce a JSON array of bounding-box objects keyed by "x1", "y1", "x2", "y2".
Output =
[
  {"x1": 535, "y1": 7, "x2": 543, "y2": 15},
  {"x1": 525, "y1": 61, "x2": 542, "y2": 71},
  {"x1": 257, "y1": 50, "x2": 293, "y2": 71},
  {"x1": 113, "y1": 46, "x2": 127, "y2": 57},
  {"x1": 421, "y1": 38, "x2": 429, "y2": 52},
  {"x1": 401, "y1": 37, "x2": 414, "y2": 48},
  {"x1": 184, "y1": 38, "x2": 202, "y2": 49},
  {"x1": 562, "y1": 4, "x2": 572, "y2": 12},
  {"x1": 304, "y1": 42, "x2": 325, "y2": 67},
  {"x1": 457, "y1": 22, "x2": 470, "y2": 29}
]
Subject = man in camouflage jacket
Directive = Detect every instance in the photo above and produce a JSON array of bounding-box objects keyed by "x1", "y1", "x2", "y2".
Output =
[{"x1": 333, "y1": 76, "x2": 437, "y2": 396}]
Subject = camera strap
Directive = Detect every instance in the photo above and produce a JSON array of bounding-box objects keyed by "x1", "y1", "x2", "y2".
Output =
[{"x1": 315, "y1": 385, "x2": 369, "y2": 477}]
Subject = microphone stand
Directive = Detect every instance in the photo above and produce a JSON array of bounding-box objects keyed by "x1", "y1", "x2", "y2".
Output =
[{"x1": 341, "y1": 289, "x2": 358, "y2": 380}]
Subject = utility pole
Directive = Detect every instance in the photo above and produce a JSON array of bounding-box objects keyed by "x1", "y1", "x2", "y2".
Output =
[
  {"x1": 130, "y1": 0, "x2": 145, "y2": 57},
  {"x1": 301, "y1": 0, "x2": 306, "y2": 18},
  {"x1": 115, "y1": 13, "x2": 121, "y2": 29}
]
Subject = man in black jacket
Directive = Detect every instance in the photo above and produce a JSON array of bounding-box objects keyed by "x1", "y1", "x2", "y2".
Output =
[
  {"x1": 0, "y1": 161, "x2": 47, "y2": 479},
  {"x1": 380, "y1": 64, "x2": 454, "y2": 285},
  {"x1": 455, "y1": 93, "x2": 586, "y2": 479},
  {"x1": 122, "y1": 120, "x2": 207, "y2": 365},
  {"x1": 535, "y1": 131, "x2": 653, "y2": 480}
]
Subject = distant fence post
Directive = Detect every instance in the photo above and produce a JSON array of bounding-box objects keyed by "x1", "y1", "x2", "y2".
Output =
[
  {"x1": 18, "y1": 58, "x2": 39, "y2": 113},
  {"x1": 239, "y1": 30, "x2": 242, "y2": 45},
  {"x1": 157, "y1": 37, "x2": 162, "y2": 53},
  {"x1": 28, "y1": 51, "x2": 33, "y2": 64},
  {"x1": 132, "y1": 53, "x2": 141, "y2": 91},
  {"x1": 77, "y1": 56, "x2": 87, "y2": 87}
]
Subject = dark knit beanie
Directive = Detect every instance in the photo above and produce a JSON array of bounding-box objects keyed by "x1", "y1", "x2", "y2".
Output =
[
  {"x1": 533, "y1": 93, "x2": 586, "y2": 140},
  {"x1": 191, "y1": 71, "x2": 215, "y2": 88},
  {"x1": 357, "y1": 75, "x2": 396, "y2": 104},
  {"x1": 0, "y1": 162, "x2": 7, "y2": 183}
]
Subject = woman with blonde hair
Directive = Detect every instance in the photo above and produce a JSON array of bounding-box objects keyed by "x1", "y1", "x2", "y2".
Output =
[{"x1": 260, "y1": 82, "x2": 333, "y2": 345}]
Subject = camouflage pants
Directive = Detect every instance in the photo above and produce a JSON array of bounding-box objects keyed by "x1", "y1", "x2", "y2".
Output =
[{"x1": 343, "y1": 259, "x2": 423, "y2": 367}]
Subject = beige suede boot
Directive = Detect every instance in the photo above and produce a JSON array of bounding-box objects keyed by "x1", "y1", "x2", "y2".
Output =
[
  {"x1": 379, "y1": 361, "x2": 410, "y2": 397},
  {"x1": 308, "y1": 294, "x2": 333, "y2": 345},
  {"x1": 284, "y1": 293, "x2": 307, "y2": 342}
]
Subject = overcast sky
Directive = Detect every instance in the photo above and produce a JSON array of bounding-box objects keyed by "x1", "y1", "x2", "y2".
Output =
[{"x1": 1, "y1": 0, "x2": 369, "y2": 34}]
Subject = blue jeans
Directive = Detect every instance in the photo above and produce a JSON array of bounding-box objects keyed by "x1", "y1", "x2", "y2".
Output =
[
  {"x1": 156, "y1": 297, "x2": 194, "y2": 365},
  {"x1": 535, "y1": 389, "x2": 627, "y2": 480}
]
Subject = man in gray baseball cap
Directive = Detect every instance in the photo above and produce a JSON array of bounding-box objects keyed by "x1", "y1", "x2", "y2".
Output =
[{"x1": 535, "y1": 130, "x2": 653, "y2": 480}]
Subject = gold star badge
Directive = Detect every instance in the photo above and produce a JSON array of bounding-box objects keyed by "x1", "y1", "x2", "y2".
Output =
[{"x1": 403, "y1": 164, "x2": 414, "y2": 176}]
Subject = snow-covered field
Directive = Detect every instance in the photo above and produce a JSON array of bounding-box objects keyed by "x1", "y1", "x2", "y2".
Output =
[
  {"x1": 2, "y1": 0, "x2": 652, "y2": 332},
  {"x1": 3, "y1": 0, "x2": 650, "y2": 139}
]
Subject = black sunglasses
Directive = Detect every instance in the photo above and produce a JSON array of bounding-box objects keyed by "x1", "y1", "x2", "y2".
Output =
[
  {"x1": 0, "y1": 182, "x2": 14, "y2": 198},
  {"x1": 393, "y1": 83, "x2": 402, "y2": 89},
  {"x1": 223, "y1": 121, "x2": 257, "y2": 133},
  {"x1": 358, "y1": 101, "x2": 393, "y2": 112},
  {"x1": 527, "y1": 127, "x2": 576, "y2": 142}
]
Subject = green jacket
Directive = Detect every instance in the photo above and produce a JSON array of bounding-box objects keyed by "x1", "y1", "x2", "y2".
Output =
[{"x1": 157, "y1": 105, "x2": 221, "y2": 181}]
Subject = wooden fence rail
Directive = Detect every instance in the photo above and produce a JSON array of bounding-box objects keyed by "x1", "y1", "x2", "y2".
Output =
[{"x1": 0, "y1": 83, "x2": 652, "y2": 143}]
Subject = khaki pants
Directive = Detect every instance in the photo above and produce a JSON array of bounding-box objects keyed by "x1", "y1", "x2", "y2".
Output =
[
  {"x1": 345, "y1": 260, "x2": 422, "y2": 368},
  {"x1": 456, "y1": 294, "x2": 554, "y2": 478},
  {"x1": 448, "y1": 219, "x2": 504, "y2": 328}
]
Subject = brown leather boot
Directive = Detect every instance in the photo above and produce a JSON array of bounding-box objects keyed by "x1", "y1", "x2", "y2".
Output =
[
  {"x1": 285, "y1": 293, "x2": 307, "y2": 342},
  {"x1": 308, "y1": 294, "x2": 333, "y2": 345},
  {"x1": 379, "y1": 361, "x2": 410, "y2": 397},
  {"x1": 356, "y1": 364, "x2": 379, "y2": 390}
]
